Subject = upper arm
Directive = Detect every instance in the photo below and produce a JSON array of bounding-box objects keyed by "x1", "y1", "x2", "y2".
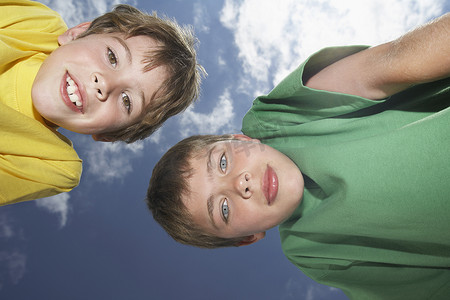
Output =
[
  {"x1": 306, "y1": 13, "x2": 450, "y2": 100},
  {"x1": 0, "y1": 156, "x2": 81, "y2": 205},
  {"x1": 0, "y1": 105, "x2": 82, "y2": 206},
  {"x1": 305, "y1": 45, "x2": 390, "y2": 100}
]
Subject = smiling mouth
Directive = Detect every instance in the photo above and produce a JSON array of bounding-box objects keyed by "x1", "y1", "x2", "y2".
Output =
[
  {"x1": 61, "y1": 72, "x2": 84, "y2": 113},
  {"x1": 66, "y1": 74, "x2": 82, "y2": 108}
]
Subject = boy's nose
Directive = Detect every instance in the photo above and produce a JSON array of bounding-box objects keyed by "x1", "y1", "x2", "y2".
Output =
[
  {"x1": 91, "y1": 73, "x2": 109, "y2": 101},
  {"x1": 234, "y1": 172, "x2": 252, "y2": 199}
]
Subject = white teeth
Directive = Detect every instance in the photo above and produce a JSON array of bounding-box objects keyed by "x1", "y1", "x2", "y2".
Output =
[
  {"x1": 67, "y1": 86, "x2": 76, "y2": 94},
  {"x1": 66, "y1": 74, "x2": 82, "y2": 108},
  {"x1": 69, "y1": 93, "x2": 79, "y2": 102},
  {"x1": 66, "y1": 76, "x2": 75, "y2": 86}
]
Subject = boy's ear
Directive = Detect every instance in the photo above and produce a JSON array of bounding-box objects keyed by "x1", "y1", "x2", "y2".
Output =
[
  {"x1": 92, "y1": 134, "x2": 113, "y2": 142},
  {"x1": 58, "y1": 22, "x2": 92, "y2": 45},
  {"x1": 236, "y1": 232, "x2": 266, "y2": 247},
  {"x1": 232, "y1": 134, "x2": 260, "y2": 143}
]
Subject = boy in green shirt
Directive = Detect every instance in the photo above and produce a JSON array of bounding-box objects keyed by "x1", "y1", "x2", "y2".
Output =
[{"x1": 146, "y1": 13, "x2": 449, "y2": 299}]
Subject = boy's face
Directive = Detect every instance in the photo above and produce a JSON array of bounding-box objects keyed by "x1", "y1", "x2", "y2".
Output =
[
  {"x1": 183, "y1": 136, "x2": 304, "y2": 242},
  {"x1": 32, "y1": 31, "x2": 167, "y2": 137}
]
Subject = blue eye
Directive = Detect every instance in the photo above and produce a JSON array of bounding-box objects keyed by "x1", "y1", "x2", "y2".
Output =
[
  {"x1": 222, "y1": 199, "x2": 229, "y2": 220},
  {"x1": 220, "y1": 154, "x2": 227, "y2": 172},
  {"x1": 121, "y1": 92, "x2": 131, "y2": 113}
]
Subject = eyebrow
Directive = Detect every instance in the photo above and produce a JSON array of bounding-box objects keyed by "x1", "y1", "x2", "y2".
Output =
[
  {"x1": 139, "y1": 90, "x2": 146, "y2": 113},
  {"x1": 113, "y1": 36, "x2": 146, "y2": 113},
  {"x1": 206, "y1": 145, "x2": 216, "y2": 176},
  {"x1": 206, "y1": 146, "x2": 218, "y2": 229},
  {"x1": 207, "y1": 195, "x2": 217, "y2": 229},
  {"x1": 113, "y1": 36, "x2": 132, "y2": 64}
]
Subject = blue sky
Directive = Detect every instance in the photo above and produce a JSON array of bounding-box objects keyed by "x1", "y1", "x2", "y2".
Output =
[{"x1": 1, "y1": 1, "x2": 449, "y2": 299}]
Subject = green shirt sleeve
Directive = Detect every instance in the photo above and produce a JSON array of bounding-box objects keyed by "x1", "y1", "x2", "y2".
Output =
[{"x1": 242, "y1": 46, "x2": 382, "y2": 139}]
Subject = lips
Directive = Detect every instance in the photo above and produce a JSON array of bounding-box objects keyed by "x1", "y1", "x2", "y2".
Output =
[
  {"x1": 263, "y1": 165, "x2": 278, "y2": 205},
  {"x1": 61, "y1": 72, "x2": 84, "y2": 113}
]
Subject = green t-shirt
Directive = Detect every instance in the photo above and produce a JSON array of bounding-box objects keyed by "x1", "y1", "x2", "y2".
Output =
[{"x1": 241, "y1": 46, "x2": 450, "y2": 300}]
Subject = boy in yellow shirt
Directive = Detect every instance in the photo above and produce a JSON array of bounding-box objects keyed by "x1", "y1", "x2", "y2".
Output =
[{"x1": 0, "y1": 0, "x2": 204, "y2": 205}]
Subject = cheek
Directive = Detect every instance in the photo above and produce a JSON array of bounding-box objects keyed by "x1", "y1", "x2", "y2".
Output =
[
  {"x1": 31, "y1": 83, "x2": 55, "y2": 117},
  {"x1": 95, "y1": 112, "x2": 119, "y2": 127},
  {"x1": 238, "y1": 205, "x2": 268, "y2": 229},
  {"x1": 94, "y1": 107, "x2": 129, "y2": 132},
  {"x1": 32, "y1": 64, "x2": 57, "y2": 98}
]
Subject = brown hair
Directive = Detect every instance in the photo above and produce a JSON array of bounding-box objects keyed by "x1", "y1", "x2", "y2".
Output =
[
  {"x1": 146, "y1": 135, "x2": 246, "y2": 248},
  {"x1": 79, "y1": 4, "x2": 206, "y2": 143}
]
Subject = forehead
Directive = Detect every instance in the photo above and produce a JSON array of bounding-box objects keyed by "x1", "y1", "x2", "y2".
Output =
[
  {"x1": 188, "y1": 144, "x2": 215, "y2": 181},
  {"x1": 127, "y1": 35, "x2": 168, "y2": 97},
  {"x1": 185, "y1": 142, "x2": 226, "y2": 205},
  {"x1": 183, "y1": 154, "x2": 210, "y2": 230}
]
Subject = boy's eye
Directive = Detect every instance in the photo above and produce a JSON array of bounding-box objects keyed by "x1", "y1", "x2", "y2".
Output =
[
  {"x1": 107, "y1": 48, "x2": 117, "y2": 67},
  {"x1": 221, "y1": 199, "x2": 229, "y2": 221},
  {"x1": 220, "y1": 154, "x2": 227, "y2": 172},
  {"x1": 121, "y1": 92, "x2": 131, "y2": 113}
]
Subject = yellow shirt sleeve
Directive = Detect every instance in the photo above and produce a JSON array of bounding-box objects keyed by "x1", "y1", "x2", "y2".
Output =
[{"x1": 0, "y1": 103, "x2": 82, "y2": 205}]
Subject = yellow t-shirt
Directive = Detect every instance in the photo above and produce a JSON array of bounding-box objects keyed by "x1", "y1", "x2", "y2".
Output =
[{"x1": 0, "y1": 0, "x2": 82, "y2": 205}]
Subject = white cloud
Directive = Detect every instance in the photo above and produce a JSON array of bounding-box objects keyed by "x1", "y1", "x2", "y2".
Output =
[
  {"x1": 85, "y1": 140, "x2": 144, "y2": 182},
  {"x1": 35, "y1": 193, "x2": 71, "y2": 228},
  {"x1": 218, "y1": 55, "x2": 226, "y2": 67},
  {"x1": 42, "y1": 0, "x2": 136, "y2": 28},
  {"x1": 194, "y1": 2, "x2": 210, "y2": 33},
  {"x1": 0, "y1": 213, "x2": 15, "y2": 239},
  {"x1": 179, "y1": 90, "x2": 235, "y2": 137},
  {"x1": 328, "y1": 286, "x2": 342, "y2": 293},
  {"x1": 0, "y1": 213, "x2": 26, "y2": 290},
  {"x1": 146, "y1": 127, "x2": 163, "y2": 145},
  {"x1": 0, "y1": 251, "x2": 27, "y2": 289},
  {"x1": 220, "y1": 0, "x2": 445, "y2": 95}
]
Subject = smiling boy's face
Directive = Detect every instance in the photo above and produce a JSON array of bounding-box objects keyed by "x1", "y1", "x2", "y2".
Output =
[
  {"x1": 183, "y1": 136, "x2": 304, "y2": 244},
  {"x1": 32, "y1": 28, "x2": 167, "y2": 139}
]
